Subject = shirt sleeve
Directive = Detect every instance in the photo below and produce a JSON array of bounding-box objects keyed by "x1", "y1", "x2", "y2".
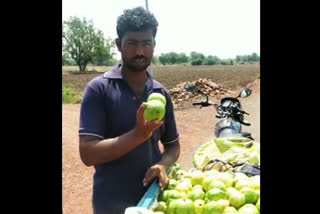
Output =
[
  {"x1": 160, "y1": 91, "x2": 180, "y2": 144},
  {"x1": 79, "y1": 81, "x2": 106, "y2": 139}
]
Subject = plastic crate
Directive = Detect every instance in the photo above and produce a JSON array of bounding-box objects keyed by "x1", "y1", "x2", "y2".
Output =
[{"x1": 137, "y1": 165, "x2": 177, "y2": 209}]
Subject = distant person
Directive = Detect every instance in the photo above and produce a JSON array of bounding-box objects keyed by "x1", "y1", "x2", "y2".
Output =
[{"x1": 78, "y1": 7, "x2": 180, "y2": 214}]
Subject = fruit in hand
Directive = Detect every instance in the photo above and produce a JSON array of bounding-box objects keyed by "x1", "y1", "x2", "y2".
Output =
[{"x1": 144, "y1": 99, "x2": 165, "y2": 121}]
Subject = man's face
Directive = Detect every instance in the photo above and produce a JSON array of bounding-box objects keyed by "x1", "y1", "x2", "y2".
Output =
[{"x1": 116, "y1": 30, "x2": 155, "y2": 72}]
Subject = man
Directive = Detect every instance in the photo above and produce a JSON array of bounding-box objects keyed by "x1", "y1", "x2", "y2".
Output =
[{"x1": 79, "y1": 7, "x2": 180, "y2": 214}]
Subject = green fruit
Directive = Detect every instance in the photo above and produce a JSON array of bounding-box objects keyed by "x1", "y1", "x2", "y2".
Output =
[
  {"x1": 205, "y1": 188, "x2": 227, "y2": 201},
  {"x1": 223, "y1": 206, "x2": 238, "y2": 213},
  {"x1": 167, "y1": 198, "x2": 195, "y2": 214},
  {"x1": 203, "y1": 201, "x2": 225, "y2": 214},
  {"x1": 204, "y1": 169, "x2": 219, "y2": 177},
  {"x1": 194, "y1": 199, "x2": 205, "y2": 214},
  {"x1": 216, "y1": 199, "x2": 230, "y2": 210},
  {"x1": 153, "y1": 212, "x2": 165, "y2": 214},
  {"x1": 240, "y1": 187, "x2": 259, "y2": 204},
  {"x1": 188, "y1": 188, "x2": 205, "y2": 201},
  {"x1": 226, "y1": 187, "x2": 238, "y2": 197},
  {"x1": 256, "y1": 198, "x2": 260, "y2": 211},
  {"x1": 235, "y1": 179, "x2": 255, "y2": 190},
  {"x1": 209, "y1": 180, "x2": 227, "y2": 192},
  {"x1": 202, "y1": 175, "x2": 217, "y2": 192},
  {"x1": 228, "y1": 189, "x2": 246, "y2": 209},
  {"x1": 238, "y1": 204, "x2": 259, "y2": 214},
  {"x1": 190, "y1": 170, "x2": 205, "y2": 186},
  {"x1": 147, "y1": 92, "x2": 166, "y2": 106},
  {"x1": 192, "y1": 184, "x2": 203, "y2": 190},
  {"x1": 249, "y1": 175, "x2": 260, "y2": 190},
  {"x1": 167, "y1": 199, "x2": 179, "y2": 214},
  {"x1": 144, "y1": 100, "x2": 165, "y2": 121},
  {"x1": 162, "y1": 190, "x2": 182, "y2": 203},
  {"x1": 233, "y1": 172, "x2": 249, "y2": 184},
  {"x1": 255, "y1": 190, "x2": 260, "y2": 198},
  {"x1": 215, "y1": 172, "x2": 234, "y2": 188},
  {"x1": 167, "y1": 179, "x2": 178, "y2": 190},
  {"x1": 155, "y1": 201, "x2": 167, "y2": 213},
  {"x1": 175, "y1": 179, "x2": 192, "y2": 193},
  {"x1": 175, "y1": 169, "x2": 190, "y2": 180}
]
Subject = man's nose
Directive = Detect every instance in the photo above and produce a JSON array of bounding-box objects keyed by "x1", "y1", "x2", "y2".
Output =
[{"x1": 135, "y1": 44, "x2": 144, "y2": 55}]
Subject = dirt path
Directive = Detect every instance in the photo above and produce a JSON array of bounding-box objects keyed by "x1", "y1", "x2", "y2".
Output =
[{"x1": 62, "y1": 80, "x2": 259, "y2": 214}]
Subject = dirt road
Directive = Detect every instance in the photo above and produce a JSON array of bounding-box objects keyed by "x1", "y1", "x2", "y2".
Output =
[{"x1": 62, "y1": 80, "x2": 260, "y2": 214}]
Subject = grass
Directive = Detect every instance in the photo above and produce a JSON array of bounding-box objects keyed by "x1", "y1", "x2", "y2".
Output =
[
  {"x1": 62, "y1": 64, "x2": 260, "y2": 104},
  {"x1": 62, "y1": 84, "x2": 82, "y2": 104}
]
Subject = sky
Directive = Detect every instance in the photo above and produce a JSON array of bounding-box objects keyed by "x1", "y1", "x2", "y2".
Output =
[{"x1": 62, "y1": 0, "x2": 260, "y2": 60}]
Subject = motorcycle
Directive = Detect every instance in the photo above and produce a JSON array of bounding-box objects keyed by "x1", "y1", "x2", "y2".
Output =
[{"x1": 184, "y1": 83, "x2": 260, "y2": 176}]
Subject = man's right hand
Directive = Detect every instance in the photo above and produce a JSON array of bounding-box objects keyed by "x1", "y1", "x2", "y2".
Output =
[{"x1": 134, "y1": 102, "x2": 163, "y2": 141}]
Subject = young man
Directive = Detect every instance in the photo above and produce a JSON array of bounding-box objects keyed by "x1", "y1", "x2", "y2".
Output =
[{"x1": 79, "y1": 7, "x2": 180, "y2": 214}]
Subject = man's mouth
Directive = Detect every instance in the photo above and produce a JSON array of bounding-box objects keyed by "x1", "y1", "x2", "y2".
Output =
[{"x1": 133, "y1": 58, "x2": 146, "y2": 63}]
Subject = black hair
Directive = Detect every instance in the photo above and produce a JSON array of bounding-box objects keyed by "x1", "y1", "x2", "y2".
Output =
[{"x1": 116, "y1": 7, "x2": 158, "y2": 40}]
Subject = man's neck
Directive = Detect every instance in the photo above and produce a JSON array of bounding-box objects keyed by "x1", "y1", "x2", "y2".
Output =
[{"x1": 121, "y1": 65, "x2": 148, "y2": 86}]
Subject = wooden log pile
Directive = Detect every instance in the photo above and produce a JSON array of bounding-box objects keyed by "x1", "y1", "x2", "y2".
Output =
[{"x1": 169, "y1": 78, "x2": 233, "y2": 109}]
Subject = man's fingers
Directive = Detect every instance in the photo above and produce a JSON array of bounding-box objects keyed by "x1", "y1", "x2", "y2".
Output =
[
  {"x1": 158, "y1": 173, "x2": 168, "y2": 191},
  {"x1": 146, "y1": 120, "x2": 163, "y2": 130},
  {"x1": 142, "y1": 169, "x2": 157, "y2": 187},
  {"x1": 137, "y1": 102, "x2": 147, "y2": 123}
]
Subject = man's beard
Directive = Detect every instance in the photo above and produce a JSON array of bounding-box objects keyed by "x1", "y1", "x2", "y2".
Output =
[{"x1": 122, "y1": 56, "x2": 151, "y2": 72}]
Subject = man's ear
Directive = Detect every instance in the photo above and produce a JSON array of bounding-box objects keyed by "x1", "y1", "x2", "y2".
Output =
[{"x1": 115, "y1": 38, "x2": 121, "y2": 51}]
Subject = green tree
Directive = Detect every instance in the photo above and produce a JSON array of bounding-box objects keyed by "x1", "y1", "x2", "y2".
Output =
[
  {"x1": 250, "y1": 53, "x2": 259, "y2": 61},
  {"x1": 159, "y1": 53, "x2": 170, "y2": 65},
  {"x1": 190, "y1": 51, "x2": 205, "y2": 61},
  {"x1": 203, "y1": 55, "x2": 220, "y2": 65},
  {"x1": 152, "y1": 55, "x2": 159, "y2": 65},
  {"x1": 62, "y1": 52, "x2": 75, "y2": 65},
  {"x1": 190, "y1": 51, "x2": 205, "y2": 66},
  {"x1": 178, "y1": 53, "x2": 189, "y2": 64},
  {"x1": 168, "y1": 52, "x2": 179, "y2": 64},
  {"x1": 63, "y1": 16, "x2": 114, "y2": 71}
]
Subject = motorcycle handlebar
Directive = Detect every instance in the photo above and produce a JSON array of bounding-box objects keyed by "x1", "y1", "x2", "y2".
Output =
[{"x1": 192, "y1": 101, "x2": 213, "y2": 107}]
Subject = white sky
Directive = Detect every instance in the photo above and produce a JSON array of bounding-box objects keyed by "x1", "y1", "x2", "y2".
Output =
[{"x1": 62, "y1": 0, "x2": 260, "y2": 60}]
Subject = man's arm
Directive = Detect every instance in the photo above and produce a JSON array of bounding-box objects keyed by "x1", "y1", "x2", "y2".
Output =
[
  {"x1": 142, "y1": 139, "x2": 180, "y2": 190},
  {"x1": 79, "y1": 103, "x2": 162, "y2": 167}
]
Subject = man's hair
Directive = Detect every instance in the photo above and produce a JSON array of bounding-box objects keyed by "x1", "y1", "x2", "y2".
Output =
[{"x1": 116, "y1": 7, "x2": 158, "y2": 40}]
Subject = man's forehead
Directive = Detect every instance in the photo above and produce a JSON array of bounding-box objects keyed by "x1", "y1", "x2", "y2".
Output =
[{"x1": 122, "y1": 30, "x2": 154, "y2": 40}]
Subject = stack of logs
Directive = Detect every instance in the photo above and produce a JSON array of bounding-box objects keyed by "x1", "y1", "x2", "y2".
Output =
[{"x1": 169, "y1": 78, "x2": 233, "y2": 109}]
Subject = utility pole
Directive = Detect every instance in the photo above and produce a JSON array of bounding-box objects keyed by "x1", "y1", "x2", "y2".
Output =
[
  {"x1": 145, "y1": 0, "x2": 153, "y2": 75},
  {"x1": 145, "y1": 0, "x2": 149, "y2": 12}
]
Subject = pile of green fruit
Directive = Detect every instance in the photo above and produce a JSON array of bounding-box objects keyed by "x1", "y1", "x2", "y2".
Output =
[{"x1": 151, "y1": 167, "x2": 260, "y2": 214}]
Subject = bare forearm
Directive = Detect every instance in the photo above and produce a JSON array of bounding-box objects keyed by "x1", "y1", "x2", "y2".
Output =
[
  {"x1": 157, "y1": 140, "x2": 180, "y2": 170},
  {"x1": 80, "y1": 128, "x2": 146, "y2": 166}
]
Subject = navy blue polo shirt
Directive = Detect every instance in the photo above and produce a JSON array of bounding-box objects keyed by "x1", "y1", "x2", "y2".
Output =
[{"x1": 79, "y1": 64, "x2": 179, "y2": 213}]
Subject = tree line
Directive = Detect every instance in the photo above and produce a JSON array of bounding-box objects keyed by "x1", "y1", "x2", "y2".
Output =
[{"x1": 63, "y1": 16, "x2": 259, "y2": 72}]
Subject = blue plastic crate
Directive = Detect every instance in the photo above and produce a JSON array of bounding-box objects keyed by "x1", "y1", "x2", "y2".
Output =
[{"x1": 137, "y1": 165, "x2": 177, "y2": 209}]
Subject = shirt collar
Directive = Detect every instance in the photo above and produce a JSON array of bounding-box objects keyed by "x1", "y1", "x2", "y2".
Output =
[{"x1": 103, "y1": 63, "x2": 162, "y2": 89}]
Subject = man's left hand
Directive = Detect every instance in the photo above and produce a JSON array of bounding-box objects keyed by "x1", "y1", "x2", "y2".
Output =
[{"x1": 142, "y1": 164, "x2": 168, "y2": 191}]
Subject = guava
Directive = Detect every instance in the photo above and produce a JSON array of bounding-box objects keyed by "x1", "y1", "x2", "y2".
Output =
[
  {"x1": 238, "y1": 204, "x2": 259, "y2": 214},
  {"x1": 190, "y1": 170, "x2": 205, "y2": 186},
  {"x1": 147, "y1": 92, "x2": 166, "y2": 105},
  {"x1": 208, "y1": 180, "x2": 227, "y2": 192},
  {"x1": 194, "y1": 199, "x2": 205, "y2": 214},
  {"x1": 228, "y1": 189, "x2": 246, "y2": 209},
  {"x1": 144, "y1": 100, "x2": 165, "y2": 121},
  {"x1": 203, "y1": 201, "x2": 226, "y2": 214},
  {"x1": 205, "y1": 188, "x2": 227, "y2": 201},
  {"x1": 240, "y1": 187, "x2": 259, "y2": 204}
]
